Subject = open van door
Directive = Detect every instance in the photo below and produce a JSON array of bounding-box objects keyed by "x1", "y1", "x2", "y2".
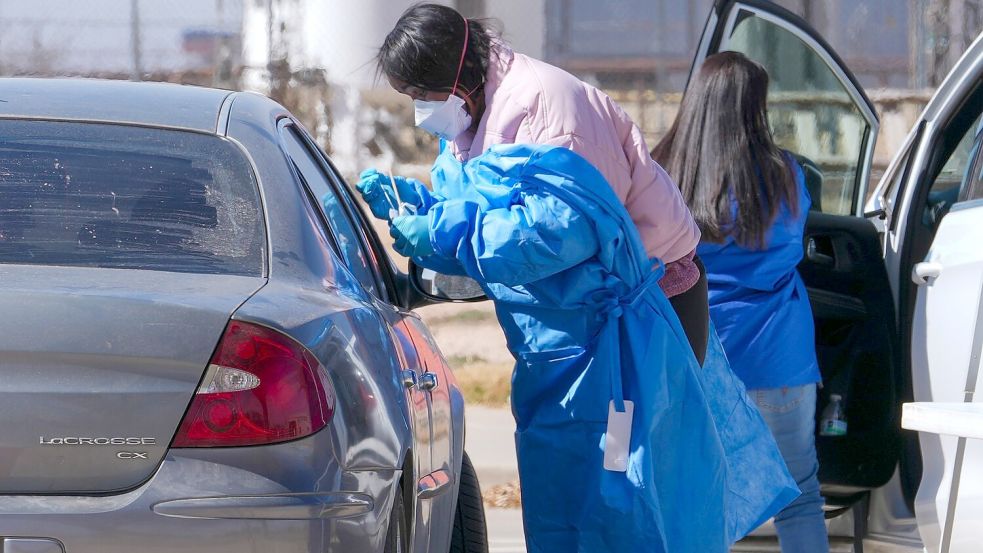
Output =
[
  {"x1": 905, "y1": 74, "x2": 983, "y2": 550},
  {"x1": 692, "y1": 0, "x2": 900, "y2": 515},
  {"x1": 910, "y1": 196, "x2": 983, "y2": 552}
]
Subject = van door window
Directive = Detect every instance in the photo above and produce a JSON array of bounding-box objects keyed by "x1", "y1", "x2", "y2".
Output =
[
  {"x1": 723, "y1": 11, "x2": 876, "y2": 216},
  {"x1": 923, "y1": 107, "x2": 983, "y2": 228},
  {"x1": 957, "y1": 126, "x2": 983, "y2": 203}
]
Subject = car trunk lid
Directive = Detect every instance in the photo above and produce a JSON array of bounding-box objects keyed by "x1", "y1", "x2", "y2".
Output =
[{"x1": 0, "y1": 265, "x2": 264, "y2": 494}]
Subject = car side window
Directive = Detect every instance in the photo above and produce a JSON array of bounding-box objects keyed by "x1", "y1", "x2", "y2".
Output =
[
  {"x1": 280, "y1": 125, "x2": 382, "y2": 298},
  {"x1": 316, "y1": 152, "x2": 399, "y2": 300}
]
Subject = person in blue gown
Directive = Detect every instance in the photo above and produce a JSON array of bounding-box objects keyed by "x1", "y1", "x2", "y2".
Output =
[{"x1": 357, "y1": 142, "x2": 798, "y2": 552}]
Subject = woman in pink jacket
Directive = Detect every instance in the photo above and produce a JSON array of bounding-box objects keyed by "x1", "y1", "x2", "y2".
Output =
[{"x1": 361, "y1": 3, "x2": 708, "y2": 362}]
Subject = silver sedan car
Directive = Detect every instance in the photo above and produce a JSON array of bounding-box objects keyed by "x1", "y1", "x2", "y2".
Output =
[{"x1": 0, "y1": 78, "x2": 487, "y2": 553}]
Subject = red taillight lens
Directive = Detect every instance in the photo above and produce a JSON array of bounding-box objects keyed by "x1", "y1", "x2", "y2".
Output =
[{"x1": 172, "y1": 321, "x2": 335, "y2": 447}]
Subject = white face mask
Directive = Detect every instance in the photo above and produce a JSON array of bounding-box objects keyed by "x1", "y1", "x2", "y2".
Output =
[{"x1": 414, "y1": 94, "x2": 473, "y2": 141}]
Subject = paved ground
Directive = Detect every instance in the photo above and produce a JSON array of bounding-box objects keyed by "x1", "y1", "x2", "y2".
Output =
[
  {"x1": 464, "y1": 405, "x2": 525, "y2": 551},
  {"x1": 483, "y1": 510, "x2": 856, "y2": 553},
  {"x1": 481, "y1": 511, "x2": 858, "y2": 553},
  {"x1": 486, "y1": 508, "x2": 526, "y2": 553},
  {"x1": 460, "y1": 371, "x2": 856, "y2": 553},
  {"x1": 464, "y1": 404, "x2": 518, "y2": 487}
]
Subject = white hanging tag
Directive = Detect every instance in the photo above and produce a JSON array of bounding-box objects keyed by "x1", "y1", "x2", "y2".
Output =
[{"x1": 603, "y1": 400, "x2": 634, "y2": 472}]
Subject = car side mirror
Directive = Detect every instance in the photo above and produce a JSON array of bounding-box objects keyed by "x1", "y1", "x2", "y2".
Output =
[{"x1": 408, "y1": 260, "x2": 487, "y2": 305}]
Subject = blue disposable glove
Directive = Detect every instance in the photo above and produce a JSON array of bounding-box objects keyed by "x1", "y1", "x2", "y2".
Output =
[
  {"x1": 390, "y1": 214, "x2": 435, "y2": 258},
  {"x1": 355, "y1": 169, "x2": 428, "y2": 221}
]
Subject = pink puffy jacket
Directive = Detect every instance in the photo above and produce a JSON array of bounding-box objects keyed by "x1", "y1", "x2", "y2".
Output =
[{"x1": 450, "y1": 44, "x2": 701, "y2": 297}]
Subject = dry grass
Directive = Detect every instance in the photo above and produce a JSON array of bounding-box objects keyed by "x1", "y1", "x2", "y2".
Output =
[
  {"x1": 450, "y1": 360, "x2": 514, "y2": 407},
  {"x1": 482, "y1": 480, "x2": 522, "y2": 508},
  {"x1": 418, "y1": 303, "x2": 513, "y2": 405},
  {"x1": 427, "y1": 309, "x2": 496, "y2": 326}
]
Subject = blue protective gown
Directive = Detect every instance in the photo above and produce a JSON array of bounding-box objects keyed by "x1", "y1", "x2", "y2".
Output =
[
  {"x1": 413, "y1": 144, "x2": 798, "y2": 552},
  {"x1": 696, "y1": 155, "x2": 821, "y2": 389}
]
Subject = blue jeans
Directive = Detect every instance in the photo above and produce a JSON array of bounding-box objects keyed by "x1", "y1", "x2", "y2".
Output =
[{"x1": 752, "y1": 384, "x2": 830, "y2": 553}]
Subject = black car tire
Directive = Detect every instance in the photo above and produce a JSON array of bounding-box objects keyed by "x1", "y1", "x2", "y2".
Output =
[
  {"x1": 384, "y1": 483, "x2": 407, "y2": 553},
  {"x1": 449, "y1": 452, "x2": 489, "y2": 553}
]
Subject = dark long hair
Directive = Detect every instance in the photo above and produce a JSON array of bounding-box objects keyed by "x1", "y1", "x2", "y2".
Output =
[
  {"x1": 652, "y1": 51, "x2": 797, "y2": 249},
  {"x1": 377, "y1": 3, "x2": 497, "y2": 95}
]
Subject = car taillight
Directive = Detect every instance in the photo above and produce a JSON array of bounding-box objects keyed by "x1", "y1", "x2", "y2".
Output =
[{"x1": 172, "y1": 321, "x2": 335, "y2": 447}]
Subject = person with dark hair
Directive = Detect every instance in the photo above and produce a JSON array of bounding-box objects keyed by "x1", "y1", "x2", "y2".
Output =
[
  {"x1": 652, "y1": 51, "x2": 829, "y2": 552},
  {"x1": 357, "y1": 2, "x2": 709, "y2": 364},
  {"x1": 353, "y1": 5, "x2": 803, "y2": 551}
]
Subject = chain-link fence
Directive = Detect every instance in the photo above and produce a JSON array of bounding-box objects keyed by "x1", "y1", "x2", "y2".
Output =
[
  {"x1": 0, "y1": 0, "x2": 242, "y2": 88},
  {"x1": 1, "y1": 0, "x2": 979, "y2": 183}
]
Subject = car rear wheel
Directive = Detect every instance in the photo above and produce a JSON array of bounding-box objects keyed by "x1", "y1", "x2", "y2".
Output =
[
  {"x1": 384, "y1": 483, "x2": 407, "y2": 553},
  {"x1": 449, "y1": 452, "x2": 489, "y2": 553}
]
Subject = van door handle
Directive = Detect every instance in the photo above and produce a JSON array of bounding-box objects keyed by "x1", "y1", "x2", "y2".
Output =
[
  {"x1": 806, "y1": 237, "x2": 835, "y2": 266},
  {"x1": 912, "y1": 262, "x2": 943, "y2": 285}
]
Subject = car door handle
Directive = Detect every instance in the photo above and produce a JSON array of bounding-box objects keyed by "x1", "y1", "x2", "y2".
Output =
[
  {"x1": 418, "y1": 372, "x2": 439, "y2": 392},
  {"x1": 912, "y1": 261, "x2": 943, "y2": 285},
  {"x1": 401, "y1": 369, "x2": 418, "y2": 389}
]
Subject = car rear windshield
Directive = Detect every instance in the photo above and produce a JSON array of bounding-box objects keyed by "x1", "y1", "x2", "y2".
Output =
[{"x1": 0, "y1": 120, "x2": 265, "y2": 276}]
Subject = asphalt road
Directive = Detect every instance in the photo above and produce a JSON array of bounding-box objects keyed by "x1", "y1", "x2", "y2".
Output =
[
  {"x1": 466, "y1": 406, "x2": 854, "y2": 553},
  {"x1": 465, "y1": 406, "x2": 526, "y2": 552}
]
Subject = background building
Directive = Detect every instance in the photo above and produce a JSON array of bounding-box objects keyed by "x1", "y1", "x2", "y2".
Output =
[{"x1": 543, "y1": 0, "x2": 981, "y2": 90}]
